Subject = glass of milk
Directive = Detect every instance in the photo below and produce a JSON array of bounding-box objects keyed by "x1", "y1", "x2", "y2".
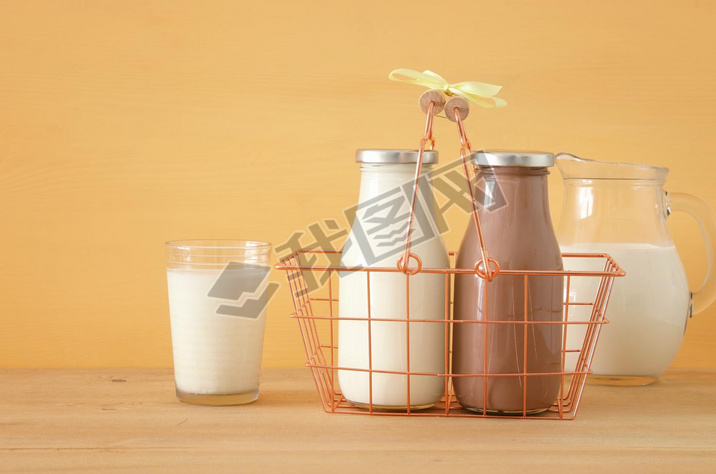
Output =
[{"x1": 165, "y1": 240, "x2": 273, "y2": 405}]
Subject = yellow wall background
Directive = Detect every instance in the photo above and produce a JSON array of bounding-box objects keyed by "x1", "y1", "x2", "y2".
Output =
[{"x1": 1, "y1": 0, "x2": 715, "y2": 368}]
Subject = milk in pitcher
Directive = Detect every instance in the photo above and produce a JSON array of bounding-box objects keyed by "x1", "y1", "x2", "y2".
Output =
[{"x1": 561, "y1": 243, "x2": 689, "y2": 383}]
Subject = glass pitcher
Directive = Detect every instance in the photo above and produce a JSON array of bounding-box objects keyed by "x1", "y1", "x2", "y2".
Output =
[{"x1": 556, "y1": 153, "x2": 716, "y2": 386}]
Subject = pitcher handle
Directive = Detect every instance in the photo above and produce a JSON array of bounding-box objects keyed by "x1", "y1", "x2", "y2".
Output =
[{"x1": 668, "y1": 192, "x2": 716, "y2": 315}]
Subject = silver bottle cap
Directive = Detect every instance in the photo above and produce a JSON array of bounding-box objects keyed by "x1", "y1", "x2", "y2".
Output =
[
  {"x1": 470, "y1": 150, "x2": 554, "y2": 167},
  {"x1": 356, "y1": 149, "x2": 439, "y2": 164}
]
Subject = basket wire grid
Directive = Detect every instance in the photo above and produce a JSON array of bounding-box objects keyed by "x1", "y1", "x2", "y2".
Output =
[{"x1": 275, "y1": 97, "x2": 625, "y2": 419}]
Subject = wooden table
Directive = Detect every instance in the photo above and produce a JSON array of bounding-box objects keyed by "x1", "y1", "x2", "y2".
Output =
[{"x1": 1, "y1": 368, "x2": 715, "y2": 473}]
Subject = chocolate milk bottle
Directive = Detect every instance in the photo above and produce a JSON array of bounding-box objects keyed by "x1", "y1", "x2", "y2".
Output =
[{"x1": 452, "y1": 151, "x2": 563, "y2": 414}]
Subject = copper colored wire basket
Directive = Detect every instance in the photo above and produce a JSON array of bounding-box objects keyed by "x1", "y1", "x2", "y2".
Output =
[{"x1": 275, "y1": 96, "x2": 625, "y2": 420}]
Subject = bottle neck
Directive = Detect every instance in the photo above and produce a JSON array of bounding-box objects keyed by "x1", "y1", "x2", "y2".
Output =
[
  {"x1": 475, "y1": 166, "x2": 551, "y2": 214},
  {"x1": 358, "y1": 163, "x2": 435, "y2": 206},
  {"x1": 349, "y1": 163, "x2": 444, "y2": 265}
]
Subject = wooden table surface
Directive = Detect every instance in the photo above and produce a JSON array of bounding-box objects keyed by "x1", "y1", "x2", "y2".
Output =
[{"x1": 1, "y1": 368, "x2": 715, "y2": 473}]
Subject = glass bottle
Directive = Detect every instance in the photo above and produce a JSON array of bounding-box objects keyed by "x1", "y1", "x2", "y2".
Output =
[
  {"x1": 453, "y1": 151, "x2": 563, "y2": 414},
  {"x1": 338, "y1": 149, "x2": 449, "y2": 410}
]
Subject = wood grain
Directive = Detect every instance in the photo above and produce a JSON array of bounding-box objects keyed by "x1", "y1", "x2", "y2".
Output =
[
  {"x1": 444, "y1": 96, "x2": 470, "y2": 122},
  {"x1": 0, "y1": 1, "x2": 716, "y2": 368},
  {"x1": 0, "y1": 368, "x2": 714, "y2": 473},
  {"x1": 419, "y1": 90, "x2": 446, "y2": 115}
]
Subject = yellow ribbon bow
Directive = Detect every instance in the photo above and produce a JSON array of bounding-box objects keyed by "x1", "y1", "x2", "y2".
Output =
[{"x1": 388, "y1": 68, "x2": 507, "y2": 108}]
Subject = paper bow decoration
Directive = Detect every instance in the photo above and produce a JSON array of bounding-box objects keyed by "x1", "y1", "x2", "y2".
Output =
[{"x1": 388, "y1": 68, "x2": 507, "y2": 108}]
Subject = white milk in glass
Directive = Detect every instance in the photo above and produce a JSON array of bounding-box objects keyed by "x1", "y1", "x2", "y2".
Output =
[
  {"x1": 167, "y1": 268, "x2": 267, "y2": 396},
  {"x1": 561, "y1": 243, "x2": 689, "y2": 378},
  {"x1": 338, "y1": 156, "x2": 448, "y2": 410}
]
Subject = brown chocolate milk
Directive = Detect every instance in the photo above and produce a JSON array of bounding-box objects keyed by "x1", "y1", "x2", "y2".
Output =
[{"x1": 452, "y1": 152, "x2": 563, "y2": 414}]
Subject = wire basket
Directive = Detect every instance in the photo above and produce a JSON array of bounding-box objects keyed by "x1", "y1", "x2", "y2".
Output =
[
  {"x1": 275, "y1": 92, "x2": 625, "y2": 420},
  {"x1": 277, "y1": 249, "x2": 623, "y2": 420}
]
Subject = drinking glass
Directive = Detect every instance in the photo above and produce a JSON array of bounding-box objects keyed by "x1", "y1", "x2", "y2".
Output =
[{"x1": 165, "y1": 240, "x2": 273, "y2": 405}]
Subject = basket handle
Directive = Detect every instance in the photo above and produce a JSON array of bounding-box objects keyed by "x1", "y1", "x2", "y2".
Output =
[
  {"x1": 400, "y1": 93, "x2": 500, "y2": 281},
  {"x1": 449, "y1": 99, "x2": 499, "y2": 281},
  {"x1": 399, "y1": 96, "x2": 436, "y2": 274}
]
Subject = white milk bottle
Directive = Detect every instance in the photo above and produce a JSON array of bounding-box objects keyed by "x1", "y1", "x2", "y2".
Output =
[{"x1": 338, "y1": 149, "x2": 449, "y2": 410}]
